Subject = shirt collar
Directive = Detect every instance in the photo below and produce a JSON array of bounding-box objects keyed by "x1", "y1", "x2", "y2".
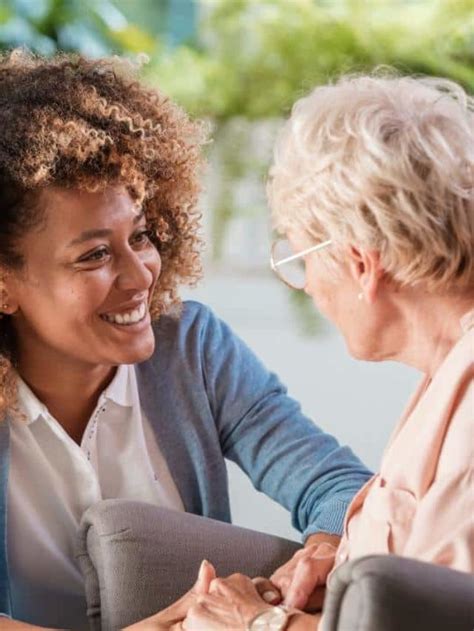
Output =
[
  {"x1": 17, "y1": 378, "x2": 47, "y2": 425},
  {"x1": 460, "y1": 307, "x2": 474, "y2": 333},
  {"x1": 17, "y1": 363, "x2": 135, "y2": 426},
  {"x1": 103, "y1": 364, "x2": 135, "y2": 408}
]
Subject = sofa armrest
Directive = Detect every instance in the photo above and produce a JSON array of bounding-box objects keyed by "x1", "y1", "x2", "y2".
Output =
[
  {"x1": 76, "y1": 499, "x2": 301, "y2": 631},
  {"x1": 321, "y1": 554, "x2": 474, "y2": 631}
]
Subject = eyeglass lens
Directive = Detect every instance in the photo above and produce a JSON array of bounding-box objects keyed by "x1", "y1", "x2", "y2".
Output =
[{"x1": 272, "y1": 239, "x2": 306, "y2": 289}]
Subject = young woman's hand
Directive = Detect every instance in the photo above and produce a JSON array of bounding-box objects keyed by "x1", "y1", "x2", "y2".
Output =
[
  {"x1": 123, "y1": 560, "x2": 216, "y2": 631},
  {"x1": 268, "y1": 534, "x2": 339, "y2": 610}
]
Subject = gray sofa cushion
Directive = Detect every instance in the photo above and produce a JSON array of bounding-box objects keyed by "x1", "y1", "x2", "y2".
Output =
[
  {"x1": 321, "y1": 554, "x2": 474, "y2": 631},
  {"x1": 76, "y1": 499, "x2": 300, "y2": 631}
]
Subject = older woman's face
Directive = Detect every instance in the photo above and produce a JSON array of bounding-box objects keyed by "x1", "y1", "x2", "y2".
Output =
[
  {"x1": 7, "y1": 187, "x2": 161, "y2": 370},
  {"x1": 287, "y1": 230, "x2": 385, "y2": 361}
]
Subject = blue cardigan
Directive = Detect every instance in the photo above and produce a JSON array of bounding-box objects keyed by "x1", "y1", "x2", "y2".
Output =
[{"x1": 0, "y1": 301, "x2": 371, "y2": 616}]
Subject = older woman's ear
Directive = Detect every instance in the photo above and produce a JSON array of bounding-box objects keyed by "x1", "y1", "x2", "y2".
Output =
[{"x1": 347, "y1": 246, "x2": 385, "y2": 304}]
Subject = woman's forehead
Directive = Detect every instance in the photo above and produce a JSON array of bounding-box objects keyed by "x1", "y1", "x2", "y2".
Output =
[{"x1": 39, "y1": 186, "x2": 142, "y2": 231}]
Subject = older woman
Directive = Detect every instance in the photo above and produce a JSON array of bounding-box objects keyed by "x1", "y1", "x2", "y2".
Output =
[
  {"x1": 0, "y1": 50, "x2": 371, "y2": 630},
  {"x1": 181, "y1": 72, "x2": 474, "y2": 630}
]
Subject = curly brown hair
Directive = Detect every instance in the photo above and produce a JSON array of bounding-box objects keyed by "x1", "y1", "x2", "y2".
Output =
[{"x1": 0, "y1": 48, "x2": 206, "y2": 419}]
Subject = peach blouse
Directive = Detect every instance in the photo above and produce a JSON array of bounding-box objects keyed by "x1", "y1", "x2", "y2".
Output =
[{"x1": 334, "y1": 309, "x2": 474, "y2": 573}]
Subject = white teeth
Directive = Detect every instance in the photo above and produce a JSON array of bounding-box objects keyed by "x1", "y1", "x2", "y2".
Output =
[{"x1": 101, "y1": 302, "x2": 147, "y2": 326}]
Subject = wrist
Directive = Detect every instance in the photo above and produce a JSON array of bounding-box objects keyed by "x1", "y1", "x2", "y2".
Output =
[
  {"x1": 304, "y1": 532, "x2": 340, "y2": 550},
  {"x1": 287, "y1": 612, "x2": 322, "y2": 630}
]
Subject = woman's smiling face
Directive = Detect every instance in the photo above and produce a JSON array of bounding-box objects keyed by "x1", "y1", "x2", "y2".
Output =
[{"x1": 6, "y1": 186, "x2": 161, "y2": 371}]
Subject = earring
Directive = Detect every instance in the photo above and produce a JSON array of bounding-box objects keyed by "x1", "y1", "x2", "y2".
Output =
[{"x1": 357, "y1": 293, "x2": 363, "y2": 301}]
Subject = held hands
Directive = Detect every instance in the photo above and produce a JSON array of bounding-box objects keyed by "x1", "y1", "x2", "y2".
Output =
[
  {"x1": 264, "y1": 534, "x2": 339, "y2": 611},
  {"x1": 183, "y1": 571, "x2": 275, "y2": 631},
  {"x1": 181, "y1": 534, "x2": 338, "y2": 630}
]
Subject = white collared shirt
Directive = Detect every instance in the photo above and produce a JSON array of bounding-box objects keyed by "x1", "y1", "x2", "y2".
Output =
[{"x1": 8, "y1": 364, "x2": 184, "y2": 630}]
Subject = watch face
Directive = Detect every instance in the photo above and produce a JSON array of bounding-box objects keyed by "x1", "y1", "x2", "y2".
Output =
[{"x1": 248, "y1": 606, "x2": 289, "y2": 631}]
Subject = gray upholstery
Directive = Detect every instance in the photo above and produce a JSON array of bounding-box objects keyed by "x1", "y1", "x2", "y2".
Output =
[
  {"x1": 76, "y1": 499, "x2": 300, "y2": 630},
  {"x1": 77, "y1": 499, "x2": 474, "y2": 631},
  {"x1": 321, "y1": 554, "x2": 474, "y2": 631}
]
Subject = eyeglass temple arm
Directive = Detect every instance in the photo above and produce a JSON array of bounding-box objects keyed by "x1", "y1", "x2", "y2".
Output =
[{"x1": 273, "y1": 239, "x2": 332, "y2": 267}]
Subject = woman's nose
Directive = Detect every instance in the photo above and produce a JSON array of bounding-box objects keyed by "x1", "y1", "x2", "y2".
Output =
[{"x1": 115, "y1": 250, "x2": 160, "y2": 292}]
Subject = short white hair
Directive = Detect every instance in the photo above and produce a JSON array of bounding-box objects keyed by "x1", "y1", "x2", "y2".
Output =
[{"x1": 268, "y1": 70, "x2": 474, "y2": 291}]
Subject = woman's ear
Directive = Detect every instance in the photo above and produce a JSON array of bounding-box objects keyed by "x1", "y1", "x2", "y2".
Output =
[
  {"x1": 0, "y1": 272, "x2": 20, "y2": 315},
  {"x1": 347, "y1": 246, "x2": 384, "y2": 303}
]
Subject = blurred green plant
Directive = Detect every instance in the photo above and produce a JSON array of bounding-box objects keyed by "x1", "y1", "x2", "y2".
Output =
[
  {"x1": 146, "y1": 0, "x2": 474, "y2": 255},
  {"x1": 0, "y1": 0, "x2": 157, "y2": 56},
  {"x1": 149, "y1": 0, "x2": 473, "y2": 117}
]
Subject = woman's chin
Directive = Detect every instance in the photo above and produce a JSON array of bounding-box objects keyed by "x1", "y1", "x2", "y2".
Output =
[
  {"x1": 345, "y1": 337, "x2": 373, "y2": 362},
  {"x1": 111, "y1": 336, "x2": 156, "y2": 365}
]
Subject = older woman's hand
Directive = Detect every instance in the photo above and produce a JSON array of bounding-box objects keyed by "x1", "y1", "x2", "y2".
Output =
[
  {"x1": 268, "y1": 535, "x2": 338, "y2": 611},
  {"x1": 124, "y1": 560, "x2": 216, "y2": 631},
  {"x1": 182, "y1": 573, "x2": 274, "y2": 631}
]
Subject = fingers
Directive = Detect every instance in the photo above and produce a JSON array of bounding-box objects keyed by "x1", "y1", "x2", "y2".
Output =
[
  {"x1": 271, "y1": 542, "x2": 337, "y2": 606},
  {"x1": 209, "y1": 573, "x2": 246, "y2": 596},
  {"x1": 270, "y1": 548, "x2": 305, "y2": 584},
  {"x1": 252, "y1": 577, "x2": 281, "y2": 605},
  {"x1": 283, "y1": 557, "x2": 320, "y2": 610},
  {"x1": 209, "y1": 573, "x2": 261, "y2": 602},
  {"x1": 283, "y1": 549, "x2": 335, "y2": 610},
  {"x1": 195, "y1": 560, "x2": 216, "y2": 595}
]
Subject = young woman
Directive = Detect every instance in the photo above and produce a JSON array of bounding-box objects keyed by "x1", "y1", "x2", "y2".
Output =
[{"x1": 0, "y1": 50, "x2": 370, "y2": 629}]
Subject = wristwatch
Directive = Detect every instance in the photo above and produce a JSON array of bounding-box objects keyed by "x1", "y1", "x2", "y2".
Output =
[{"x1": 247, "y1": 605, "x2": 300, "y2": 631}]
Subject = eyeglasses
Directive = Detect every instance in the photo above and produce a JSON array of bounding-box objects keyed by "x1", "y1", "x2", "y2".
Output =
[{"x1": 270, "y1": 238, "x2": 332, "y2": 289}]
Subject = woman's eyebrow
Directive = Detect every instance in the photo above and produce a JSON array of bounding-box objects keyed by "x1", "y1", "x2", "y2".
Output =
[{"x1": 67, "y1": 210, "x2": 146, "y2": 248}]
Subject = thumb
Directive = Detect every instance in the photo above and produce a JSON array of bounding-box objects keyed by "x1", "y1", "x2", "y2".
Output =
[{"x1": 194, "y1": 559, "x2": 216, "y2": 594}]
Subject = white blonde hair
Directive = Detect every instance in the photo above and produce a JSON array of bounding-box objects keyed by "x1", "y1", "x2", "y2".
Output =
[{"x1": 268, "y1": 70, "x2": 474, "y2": 291}]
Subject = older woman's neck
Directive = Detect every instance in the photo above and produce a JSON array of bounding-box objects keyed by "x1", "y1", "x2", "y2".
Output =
[{"x1": 391, "y1": 289, "x2": 473, "y2": 378}]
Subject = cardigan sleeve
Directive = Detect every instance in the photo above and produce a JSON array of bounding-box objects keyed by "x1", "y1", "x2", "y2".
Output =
[{"x1": 197, "y1": 302, "x2": 372, "y2": 538}]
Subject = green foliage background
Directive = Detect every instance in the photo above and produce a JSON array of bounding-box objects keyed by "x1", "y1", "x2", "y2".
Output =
[{"x1": 147, "y1": 0, "x2": 474, "y2": 118}]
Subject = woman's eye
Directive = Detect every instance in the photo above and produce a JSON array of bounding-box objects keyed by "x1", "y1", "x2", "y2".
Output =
[
  {"x1": 132, "y1": 229, "x2": 154, "y2": 246},
  {"x1": 79, "y1": 247, "x2": 110, "y2": 263}
]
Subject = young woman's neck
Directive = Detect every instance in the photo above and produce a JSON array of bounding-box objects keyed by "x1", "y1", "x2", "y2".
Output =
[{"x1": 17, "y1": 347, "x2": 116, "y2": 443}]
